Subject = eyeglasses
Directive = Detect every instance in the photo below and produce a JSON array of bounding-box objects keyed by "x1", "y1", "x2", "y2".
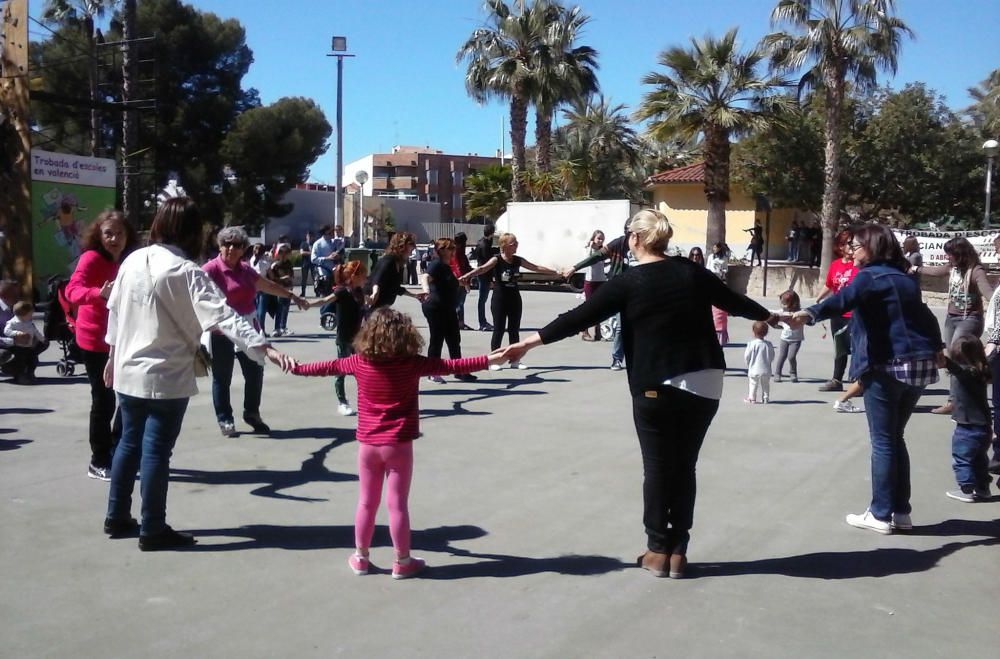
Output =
[
  {"x1": 850, "y1": 242, "x2": 863, "y2": 250},
  {"x1": 220, "y1": 241, "x2": 246, "y2": 249}
]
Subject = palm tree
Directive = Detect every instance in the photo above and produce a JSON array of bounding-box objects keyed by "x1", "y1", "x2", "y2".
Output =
[
  {"x1": 636, "y1": 28, "x2": 793, "y2": 248},
  {"x1": 967, "y1": 69, "x2": 1000, "y2": 137},
  {"x1": 555, "y1": 95, "x2": 644, "y2": 199},
  {"x1": 763, "y1": 0, "x2": 912, "y2": 274},
  {"x1": 531, "y1": 1, "x2": 599, "y2": 178},
  {"x1": 42, "y1": 1, "x2": 120, "y2": 157},
  {"x1": 458, "y1": 0, "x2": 549, "y2": 201},
  {"x1": 464, "y1": 163, "x2": 513, "y2": 221}
]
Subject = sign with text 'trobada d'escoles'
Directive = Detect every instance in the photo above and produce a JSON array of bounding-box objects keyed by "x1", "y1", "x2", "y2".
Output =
[{"x1": 30, "y1": 149, "x2": 117, "y2": 284}]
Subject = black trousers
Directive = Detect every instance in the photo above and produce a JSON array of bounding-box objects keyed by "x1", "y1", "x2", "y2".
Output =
[
  {"x1": 830, "y1": 315, "x2": 851, "y2": 382},
  {"x1": 423, "y1": 305, "x2": 462, "y2": 360},
  {"x1": 3, "y1": 342, "x2": 47, "y2": 376},
  {"x1": 476, "y1": 275, "x2": 492, "y2": 327},
  {"x1": 632, "y1": 386, "x2": 719, "y2": 554},
  {"x1": 490, "y1": 290, "x2": 522, "y2": 351},
  {"x1": 81, "y1": 348, "x2": 120, "y2": 467}
]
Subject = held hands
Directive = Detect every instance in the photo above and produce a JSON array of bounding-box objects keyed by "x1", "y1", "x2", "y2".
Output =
[
  {"x1": 783, "y1": 311, "x2": 811, "y2": 329},
  {"x1": 487, "y1": 348, "x2": 509, "y2": 366},
  {"x1": 498, "y1": 341, "x2": 530, "y2": 365},
  {"x1": 293, "y1": 295, "x2": 310, "y2": 310},
  {"x1": 265, "y1": 347, "x2": 297, "y2": 373},
  {"x1": 559, "y1": 267, "x2": 576, "y2": 281}
]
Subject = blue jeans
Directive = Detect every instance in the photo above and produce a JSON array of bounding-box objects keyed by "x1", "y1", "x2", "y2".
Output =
[
  {"x1": 275, "y1": 297, "x2": 290, "y2": 332},
  {"x1": 611, "y1": 313, "x2": 624, "y2": 364},
  {"x1": 455, "y1": 286, "x2": 469, "y2": 326},
  {"x1": 255, "y1": 292, "x2": 269, "y2": 335},
  {"x1": 860, "y1": 371, "x2": 923, "y2": 521},
  {"x1": 107, "y1": 394, "x2": 189, "y2": 535},
  {"x1": 210, "y1": 333, "x2": 264, "y2": 423},
  {"x1": 952, "y1": 423, "x2": 990, "y2": 490}
]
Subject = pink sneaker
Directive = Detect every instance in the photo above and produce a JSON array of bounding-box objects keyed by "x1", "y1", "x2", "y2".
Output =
[
  {"x1": 392, "y1": 556, "x2": 426, "y2": 580},
  {"x1": 348, "y1": 553, "x2": 370, "y2": 575}
]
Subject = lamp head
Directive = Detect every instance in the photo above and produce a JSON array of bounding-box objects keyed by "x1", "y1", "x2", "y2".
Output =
[{"x1": 331, "y1": 36, "x2": 347, "y2": 52}]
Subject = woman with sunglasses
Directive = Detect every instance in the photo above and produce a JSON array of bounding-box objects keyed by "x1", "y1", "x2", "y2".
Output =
[
  {"x1": 203, "y1": 227, "x2": 309, "y2": 436},
  {"x1": 792, "y1": 224, "x2": 943, "y2": 535}
]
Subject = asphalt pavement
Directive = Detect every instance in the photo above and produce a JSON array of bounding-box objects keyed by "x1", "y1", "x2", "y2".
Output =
[{"x1": 2, "y1": 290, "x2": 997, "y2": 658}]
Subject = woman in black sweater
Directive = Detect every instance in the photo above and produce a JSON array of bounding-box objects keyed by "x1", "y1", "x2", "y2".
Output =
[
  {"x1": 502, "y1": 209, "x2": 774, "y2": 578},
  {"x1": 367, "y1": 231, "x2": 424, "y2": 310}
]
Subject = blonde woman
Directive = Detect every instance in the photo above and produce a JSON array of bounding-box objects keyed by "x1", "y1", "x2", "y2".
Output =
[
  {"x1": 500, "y1": 209, "x2": 774, "y2": 578},
  {"x1": 460, "y1": 232, "x2": 559, "y2": 369}
]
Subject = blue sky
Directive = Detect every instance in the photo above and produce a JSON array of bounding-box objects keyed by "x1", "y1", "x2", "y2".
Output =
[{"x1": 33, "y1": 0, "x2": 1000, "y2": 184}]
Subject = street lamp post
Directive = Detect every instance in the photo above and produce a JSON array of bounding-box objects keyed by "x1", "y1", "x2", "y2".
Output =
[
  {"x1": 355, "y1": 170, "x2": 368, "y2": 245},
  {"x1": 984, "y1": 139, "x2": 999, "y2": 229},
  {"x1": 328, "y1": 36, "x2": 355, "y2": 233}
]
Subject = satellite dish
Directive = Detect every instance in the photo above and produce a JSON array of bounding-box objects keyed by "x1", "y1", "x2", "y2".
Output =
[{"x1": 355, "y1": 170, "x2": 369, "y2": 185}]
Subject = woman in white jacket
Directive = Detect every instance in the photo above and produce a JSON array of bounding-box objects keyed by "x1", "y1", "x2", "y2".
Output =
[{"x1": 102, "y1": 198, "x2": 294, "y2": 551}]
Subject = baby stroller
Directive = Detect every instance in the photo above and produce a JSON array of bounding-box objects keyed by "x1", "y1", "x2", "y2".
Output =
[{"x1": 44, "y1": 275, "x2": 81, "y2": 376}]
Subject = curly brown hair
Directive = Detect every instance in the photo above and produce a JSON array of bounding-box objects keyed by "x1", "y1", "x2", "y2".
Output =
[
  {"x1": 352, "y1": 307, "x2": 424, "y2": 361},
  {"x1": 385, "y1": 231, "x2": 416, "y2": 266},
  {"x1": 81, "y1": 210, "x2": 138, "y2": 260}
]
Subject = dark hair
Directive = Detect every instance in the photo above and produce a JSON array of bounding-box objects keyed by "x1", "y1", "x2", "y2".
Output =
[
  {"x1": 13, "y1": 300, "x2": 34, "y2": 316},
  {"x1": 943, "y1": 236, "x2": 981, "y2": 274},
  {"x1": 852, "y1": 224, "x2": 907, "y2": 271},
  {"x1": 483, "y1": 223, "x2": 495, "y2": 238},
  {"x1": 901, "y1": 236, "x2": 920, "y2": 254},
  {"x1": 150, "y1": 197, "x2": 204, "y2": 259},
  {"x1": 833, "y1": 228, "x2": 854, "y2": 259},
  {"x1": 687, "y1": 247, "x2": 704, "y2": 265},
  {"x1": 454, "y1": 232, "x2": 467, "y2": 246},
  {"x1": 779, "y1": 290, "x2": 801, "y2": 311},
  {"x1": 949, "y1": 335, "x2": 991, "y2": 382},
  {"x1": 81, "y1": 210, "x2": 138, "y2": 261}
]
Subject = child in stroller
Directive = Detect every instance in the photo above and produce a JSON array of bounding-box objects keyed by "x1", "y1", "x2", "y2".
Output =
[{"x1": 44, "y1": 275, "x2": 82, "y2": 376}]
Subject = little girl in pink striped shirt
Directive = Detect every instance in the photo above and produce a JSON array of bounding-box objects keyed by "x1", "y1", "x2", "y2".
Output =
[{"x1": 291, "y1": 307, "x2": 504, "y2": 579}]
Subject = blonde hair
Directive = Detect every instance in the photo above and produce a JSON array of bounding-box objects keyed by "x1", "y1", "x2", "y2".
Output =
[
  {"x1": 352, "y1": 307, "x2": 424, "y2": 361},
  {"x1": 627, "y1": 209, "x2": 672, "y2": 253},
  {"x1": 498, "y1": 232, "x2": 517, "y2": 248}
]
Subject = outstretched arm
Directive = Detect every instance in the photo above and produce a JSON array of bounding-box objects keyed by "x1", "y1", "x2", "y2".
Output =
[
  {"x1": 460, "y1": 256, "x2": 498, "y2": 282},
  {"x1": 520, "y1": 258, "x2": 560, "y2": 278}
]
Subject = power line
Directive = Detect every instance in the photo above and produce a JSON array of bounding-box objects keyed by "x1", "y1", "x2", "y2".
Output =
[{"x1": 27, "y1": 15, "x2": 98, "y2": 63}]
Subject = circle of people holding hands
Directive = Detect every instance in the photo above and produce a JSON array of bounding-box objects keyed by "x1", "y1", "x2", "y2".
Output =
[{"x1": 8, "y1": 197, "x2": 995, "y2": 581}]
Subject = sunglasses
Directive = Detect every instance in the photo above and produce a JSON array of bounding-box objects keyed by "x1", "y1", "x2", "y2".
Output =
[{"x1": 221, "y1": 241, "x2": 246, "y2": 249}]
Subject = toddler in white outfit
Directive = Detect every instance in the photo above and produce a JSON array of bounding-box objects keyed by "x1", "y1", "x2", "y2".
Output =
[
  {"x1": 744, "y1": 320, "x2": 775, "y2": 404},
  {"x1": 3, "y1": 301, "x2": 45, "y2": 347}
]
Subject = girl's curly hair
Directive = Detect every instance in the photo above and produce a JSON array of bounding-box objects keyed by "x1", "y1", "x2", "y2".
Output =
[{"x1": 352, "y1": 307, "x2": 424, "y2": 361}]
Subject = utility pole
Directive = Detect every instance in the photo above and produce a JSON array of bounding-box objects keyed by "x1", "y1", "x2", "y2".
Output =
[
  {"x1": 0, "y1": 0, "x2": 33, "y2": 294},
  {"x1": 120, "y1": 0, "x2": 139, "y2": 222}
]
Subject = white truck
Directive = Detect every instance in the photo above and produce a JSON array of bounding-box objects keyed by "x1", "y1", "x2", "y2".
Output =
[{"x1": 495, "y1": 199, "x2": 640, "y2": 291}]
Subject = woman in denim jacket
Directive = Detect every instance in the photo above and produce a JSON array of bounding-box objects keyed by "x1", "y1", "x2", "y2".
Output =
[{"x1": 793, "y1": 224, "x2": 944, "y2": 535}]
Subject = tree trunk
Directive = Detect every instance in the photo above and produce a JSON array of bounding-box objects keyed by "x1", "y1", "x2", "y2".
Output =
[
  {"x1": 510, "y1": 91, "x2": 529, "y2": 202},
  {"x1": 85, "y1": 16, "x2": 101, "y2": 157},
  {"x1": 703, "y1": 127, "x2": 731, "y2": 249},
  {"x1": 534, "y1": 103, "x2": 553, "y2": 174},
  {"x1": 121, "y1": 0, "x2": 139, "y2": 222},
  {"x1": 820, "y1": 66, "x2": 846, "y2": 278}
]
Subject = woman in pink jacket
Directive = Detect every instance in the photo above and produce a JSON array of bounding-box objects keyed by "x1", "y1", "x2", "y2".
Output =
[{"x1": 66, "y1": 210, "x2": 137, "y2": 481}]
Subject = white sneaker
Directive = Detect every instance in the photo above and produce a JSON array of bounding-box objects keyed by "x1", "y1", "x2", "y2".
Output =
[
  {"x1": 282, "y1": 329, "x2": 294, "y2": 336},
  {"x1": 845, "y1": 509, "x2": 892, "y2": 535},
  {"x1": 488, "y1": 364, "x2": 502, "y2": 371},
  {"x1": 272, "y1": 329, "x2": 284, "y2": 337},
  {"x1": 833, "y1": 400, "x2": 862, "y2": 413},
  {"x1": 427, "y1": 375, "x2": 445, "y2": 384},
  {"x1": 337, "y1": 403, "x2": 355, "y2": 417},
  {"x1": 891, "y1": 512, "x2": 912, "y2": 530},
  {"x1": 510, "y1": 361, "x2": 527, "y2": 370}
]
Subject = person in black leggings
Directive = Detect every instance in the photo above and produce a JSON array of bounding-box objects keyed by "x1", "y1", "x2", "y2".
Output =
[
  {"x1": 460, "y1": 232, "x2": 559, "y2": 370},
  {"x1": 420, "y1": 238, "x2": 477, "y2": 384}
]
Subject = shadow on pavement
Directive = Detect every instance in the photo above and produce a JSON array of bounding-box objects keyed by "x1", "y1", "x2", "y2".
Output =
[
  {"x1": 170, "y1": 434, "x2": 357, "y2": 502},
  {"x1": 0, "y1": 438, "x2": 32, "y2": 451},
  {"x1": 692, "y1": 537, "x2": 1000, "y2": 580}
]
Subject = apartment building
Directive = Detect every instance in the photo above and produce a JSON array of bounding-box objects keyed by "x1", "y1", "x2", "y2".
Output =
[{"x1": 343, "y1": 145, "x2": 502, "y2": 221}]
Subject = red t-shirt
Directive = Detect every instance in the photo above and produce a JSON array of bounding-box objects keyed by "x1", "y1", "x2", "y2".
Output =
[
  {"x1": 293, "y1": 354, "x2": 488, "y2": 444},
  {"x1": 202, "y1": 255, "x2": 260, "y2": 316},
  {"x1": 826, "y1": 257, "x2": 859, "y2": 318}
]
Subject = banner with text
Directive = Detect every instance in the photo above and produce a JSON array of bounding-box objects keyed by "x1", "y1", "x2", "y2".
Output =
[
  {"x1": 31, "y1": 149, "x2": 116, "y2": 286},
  {"x1": 892, "y1": 229, "x2": 1000, "y2": 268}
]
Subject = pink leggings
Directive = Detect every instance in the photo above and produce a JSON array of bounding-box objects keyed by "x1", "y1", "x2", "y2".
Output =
[{"x1": 355, "y1": 442, "x2": 414, "y2": 556}]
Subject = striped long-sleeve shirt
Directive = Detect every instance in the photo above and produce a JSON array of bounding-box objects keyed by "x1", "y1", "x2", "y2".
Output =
[{"x1": 292, "y1": 354, "x2": 489, "y2": 444}]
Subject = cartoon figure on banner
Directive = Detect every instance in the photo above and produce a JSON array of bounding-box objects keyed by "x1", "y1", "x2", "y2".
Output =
[{"x1": 42, "y1": 188, "x2": 87, "y2": 260}]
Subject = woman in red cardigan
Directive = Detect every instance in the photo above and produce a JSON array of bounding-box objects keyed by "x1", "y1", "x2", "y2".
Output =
[{"x1": 66, "y1": 210, "x2": 138, "y2": 481}]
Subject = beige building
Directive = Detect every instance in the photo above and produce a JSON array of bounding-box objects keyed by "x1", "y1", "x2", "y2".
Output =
[
  {"x1": 645, "y1": 161, "x2": 815, "y2": 259},
  {"x1": 343, "y1": 145, "x2": 502, "y2": 221}
]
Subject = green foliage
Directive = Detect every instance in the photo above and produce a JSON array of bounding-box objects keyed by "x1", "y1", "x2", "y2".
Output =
[
  {"x1": 464, "y1": 164, "x2": 513, "y2": 220},
  {"x1": 219, "y1": 97, "x2": 332, "y2": 228},
  {"x1": 967, "y1": 69, "x2": 1000, "y2": 138}
]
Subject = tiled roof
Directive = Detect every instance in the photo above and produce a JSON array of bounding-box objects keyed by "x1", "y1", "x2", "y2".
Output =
[{"x1": 646, "y1": 161, "x2": 704, "y2": 185}]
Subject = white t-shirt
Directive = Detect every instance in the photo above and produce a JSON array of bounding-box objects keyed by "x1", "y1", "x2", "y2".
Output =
[
  {"x1": 106, "y1": 244, "x2": 267, "y2": 399},
  {"x1": 3, "y1": 317, "x2": 45, "y2": 346}
]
